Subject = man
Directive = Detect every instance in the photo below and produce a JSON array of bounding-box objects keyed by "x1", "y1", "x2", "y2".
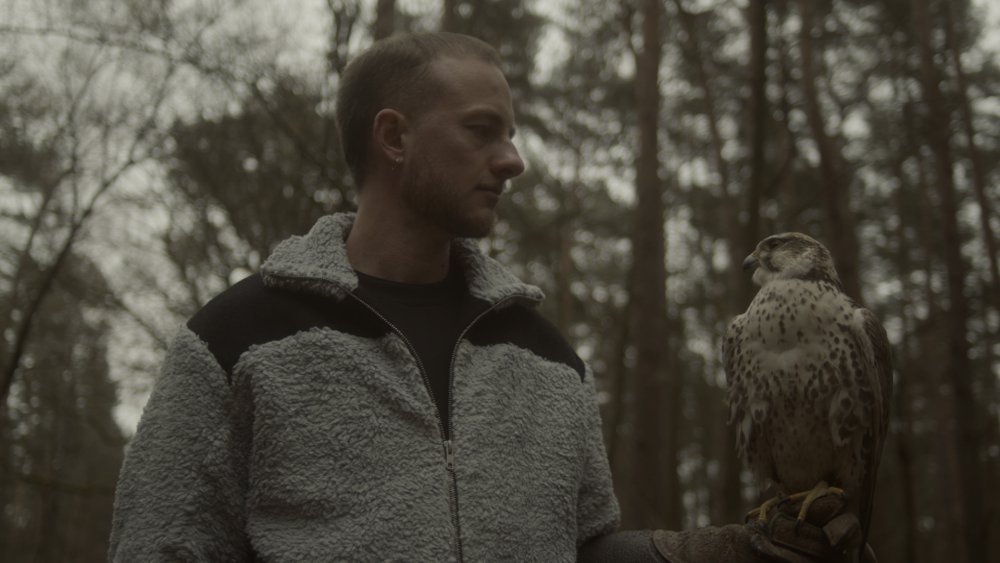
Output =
[
  {"x1": 110, "y1": 31, "x2": 871, "y2": 562},
  {"x1": 110, "y1": 32, "x2": 618, "y2": 561}
]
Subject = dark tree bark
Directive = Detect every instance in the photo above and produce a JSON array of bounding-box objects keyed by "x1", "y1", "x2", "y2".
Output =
[
  {"x1": 745, "y1": 0, "x2": 768, "y2": 251},
  {"x1": 627, "y1": 0, "x2": 681, "y2": 530},
  {"x1": 715, "y1": 0, "x2": 772, "y2": 523},
  {"x1": 325, "y1": 0, "x2": 361, "y2": 75},
  {"x1": 911, "y1": 1, "x2": 984, "y2": 560},
  {"x1": 554, "y1": 160, "x2": 581, "y2": 336},
  {"x1": 441, "y1": 0, "x2": 459, "y2": 31},
  {"x1": 795, "y1": 0, "x2": 863, "y2": 302},
  {"x1": 941, "y1": 2, "x2": 1000, "y2": 312},
  {"x1": 887, "y1": 102, "x2": 929, "y2": 562},
  {"x1": 372, "y1": 0, "x2": 395, "y2": 41},
  {"x1": 670, "y1": 0, "x2": 745, "y2": 523}
]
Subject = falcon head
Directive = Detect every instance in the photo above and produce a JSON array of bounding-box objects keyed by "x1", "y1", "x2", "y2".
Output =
[{"x1": 742, "y1": 233, "x2": 841, "y2": 287}]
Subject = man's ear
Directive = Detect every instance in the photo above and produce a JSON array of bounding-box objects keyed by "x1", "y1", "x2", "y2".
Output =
[{"x1": 372, "y1": 109, "x2": 407, "y2": 164}]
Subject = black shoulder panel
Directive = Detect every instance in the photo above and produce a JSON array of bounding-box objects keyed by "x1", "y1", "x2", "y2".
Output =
[
  {"x1": 466, "y1": 304, "x2": 586, "y2": 382},
  {"x1": 187, "y1": 274, "x2": 388, "y2": 378}
]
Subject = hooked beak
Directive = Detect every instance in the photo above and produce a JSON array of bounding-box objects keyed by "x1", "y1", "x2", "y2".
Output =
[{"x1": 742, "y1": 253, "x2": 760, "y2": 272}]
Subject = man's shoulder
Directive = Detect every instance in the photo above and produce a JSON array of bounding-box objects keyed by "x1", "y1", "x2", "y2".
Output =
[
  {"x1": 468, "y1": 302, "x2": 585, "y2": 382},
  {"x1": 187, "y1": 274, "x2": 386, "y2": 375}
]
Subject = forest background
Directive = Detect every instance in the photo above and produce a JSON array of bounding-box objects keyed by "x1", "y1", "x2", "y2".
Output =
[{"x1": 1, "y1": 0, "x2": 998, "y2": 561}]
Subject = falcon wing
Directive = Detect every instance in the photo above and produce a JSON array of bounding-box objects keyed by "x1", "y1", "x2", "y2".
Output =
[
  {"x1": 852, "y1": 305, "x2": 893, "y2": 540},
  {"x1": 722, "y1": 313, "x2": 752, "y2": 461}
]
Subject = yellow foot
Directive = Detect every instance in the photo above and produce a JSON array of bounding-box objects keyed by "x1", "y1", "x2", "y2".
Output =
[
  {"x1": 787, "y1": 480, "x2": 844, "y2": 523},
  {"x1": 748, "y1": 493, "x2": 789, "y2": 523}
]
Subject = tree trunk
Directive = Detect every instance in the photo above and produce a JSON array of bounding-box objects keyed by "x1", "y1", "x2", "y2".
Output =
[
  {"x1": 555, "y1": 163, "x2": 581, "y2": 335},
  {"x1": 627, "y1": 0, "x2": 680, "y2": 530},
  {"x1": 944, "y1": 16, "x2": 1000, "y2": 541},
  {"x1": 892, "y1": 329, "x2": 921, "y2": 563},
  {"x1": 670, "y1": 0, "x2": 745, "y2": 522},
  {"x1": 889, "y1": 146, "x2": 925, "y2": 563},
  {"x1": 745, "y1": 0, "x2": 768, "y2": 251},
  {"x1": 716, "y1": 0, "x2": 771, "y2": 521},
  {"x1": 606, "y1": 283, "x2": 633, "y2": 468},
  {"x1": 772, "y1": 0, "x2": 800, "y2": 233},
  {"x1": 942, "y1": 2, "x2": 1000, "y2": 313},
  {"x1": 795, "y1": 0, "x2": 862, "y2": 301},
  {"x1": 372, "y1": 0, "x2": 395, "y2": 41},
  {"x1": 911, "y1": 0, "x2": 984, "y2": 560},
  {"x1": 606, "y1": 268, "x2": 635, "y2": 522},
  {"x1": 441, "y1": 0, "x2": 460, "y2": 31},
  {"x1": 555, "y1": 210, "x2": 575, "y2": 335}
]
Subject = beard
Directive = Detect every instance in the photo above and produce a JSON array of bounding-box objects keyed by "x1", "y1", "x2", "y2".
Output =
[{"x1": 400, "y1": 159, "x2": 498, "y2": 239}]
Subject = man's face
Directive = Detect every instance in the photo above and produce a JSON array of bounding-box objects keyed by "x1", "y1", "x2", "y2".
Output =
[{"x1": 399, "y1": 56, "x2": 525, "y2": 239}]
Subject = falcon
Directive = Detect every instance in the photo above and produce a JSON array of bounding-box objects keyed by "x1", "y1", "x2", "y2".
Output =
[{"x1": 723, "y1": 233, "x2": 892, "y2": 553}]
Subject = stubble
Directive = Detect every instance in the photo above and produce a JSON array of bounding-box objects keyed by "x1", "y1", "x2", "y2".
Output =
[{"x1": 401, "y1": 159, "x2": 497, "y2": 239}]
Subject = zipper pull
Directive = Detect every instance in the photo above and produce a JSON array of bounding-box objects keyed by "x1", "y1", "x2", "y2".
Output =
[{"x1": 443, "y1": 440, "x2": 455, "y2": 470}]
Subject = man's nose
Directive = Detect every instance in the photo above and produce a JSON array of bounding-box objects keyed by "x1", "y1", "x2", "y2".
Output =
[{"x1": 492, "y1": 141, "x2": 525, "y2": 180}]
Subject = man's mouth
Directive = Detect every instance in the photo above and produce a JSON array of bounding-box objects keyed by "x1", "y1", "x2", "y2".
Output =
[{"x1": 477, "y1": 184, "x2": 504, "y2": 195}]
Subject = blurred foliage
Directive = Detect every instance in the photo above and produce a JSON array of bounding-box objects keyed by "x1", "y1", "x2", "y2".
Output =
[{"x1": 1, "y1": 0, "x2": 999, "y2": 561}]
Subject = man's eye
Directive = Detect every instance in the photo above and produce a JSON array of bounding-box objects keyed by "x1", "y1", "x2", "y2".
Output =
[{"x1": 468, "y1": 124, "x2": 492, "y2": 137}]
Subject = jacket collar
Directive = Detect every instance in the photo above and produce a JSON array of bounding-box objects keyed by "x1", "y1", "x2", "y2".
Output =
[{"x1": 261, "y1": 213, "x2": 544, "y2": 306}]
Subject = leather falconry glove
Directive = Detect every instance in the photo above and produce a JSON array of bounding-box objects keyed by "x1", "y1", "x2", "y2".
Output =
[
  {"x1": 653, "y1": 495, "x2": 877, "y2": 563},
  {"x1": 577, "y1": 495, "x2": 876, "y2": 563}
]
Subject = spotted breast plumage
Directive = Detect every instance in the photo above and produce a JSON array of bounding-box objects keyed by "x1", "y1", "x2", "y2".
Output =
[{"x1": 723, "y1": 233, "x2": 892, "y2": 552}]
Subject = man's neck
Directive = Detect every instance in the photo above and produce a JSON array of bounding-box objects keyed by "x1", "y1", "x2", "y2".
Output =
[{"x1": 346, "y1": 201, "x2": 452, "y2": 284}]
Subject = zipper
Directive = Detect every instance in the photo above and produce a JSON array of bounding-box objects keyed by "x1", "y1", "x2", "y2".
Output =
[
  {"x1": 445, "y1": 296, "x2": 517, "y2": 440},
  {"x1": 356, "y1": 288, "x2": 519, "y2": 563},
  {"x1": 279, "y1": 273, "x2": 525, "y2": 563},
  {"x1": 345, "y1": 290, "x2": 476, "y2": 561},
  {"x1": 441, "y1": 296, "x2": 518, "y2": 562}
]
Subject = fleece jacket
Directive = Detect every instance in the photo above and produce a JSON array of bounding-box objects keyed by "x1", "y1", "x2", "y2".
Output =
[{"x1": 109, "y1": 213, "x2": 620, "y2": 562}]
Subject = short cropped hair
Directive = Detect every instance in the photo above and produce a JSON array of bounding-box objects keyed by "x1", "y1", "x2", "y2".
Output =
[{"x1": 335, "y1": 32, "x2": 503, "y2": 187}]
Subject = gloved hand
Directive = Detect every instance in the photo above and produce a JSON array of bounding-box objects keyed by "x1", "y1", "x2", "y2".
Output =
[
  {"x1": 651, "y1": 495, "x2": 876, "y2": 563},
  {"x1": 577, "y1": 496, "x2": 875, "y2": 563}
]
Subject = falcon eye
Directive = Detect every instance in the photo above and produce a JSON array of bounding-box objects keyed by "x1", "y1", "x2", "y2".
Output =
[{"x1": 766, "y1": 238, "x2": 784, "y2": 250}]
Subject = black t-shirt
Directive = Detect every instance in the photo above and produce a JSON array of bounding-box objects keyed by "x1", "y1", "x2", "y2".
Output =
[{"x1": 353, "y1": 267, "x2": 469, "y2": 438}]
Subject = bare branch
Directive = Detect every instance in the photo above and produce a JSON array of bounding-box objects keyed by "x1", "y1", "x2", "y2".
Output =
[
  {"x1": 1, "y1": 57, "x2": 180, "y2": 406},
  {"x1": 100, "y1": 292, "x2": 172, "y2": 352}
]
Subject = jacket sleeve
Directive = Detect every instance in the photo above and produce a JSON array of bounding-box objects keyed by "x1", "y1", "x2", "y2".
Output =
[
  {"x1": 575, "y1": 366, "x2": 622, "y2": 545},
  {"x1": 109, "y1": 326, "x2": 251, "y2": 562}
]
